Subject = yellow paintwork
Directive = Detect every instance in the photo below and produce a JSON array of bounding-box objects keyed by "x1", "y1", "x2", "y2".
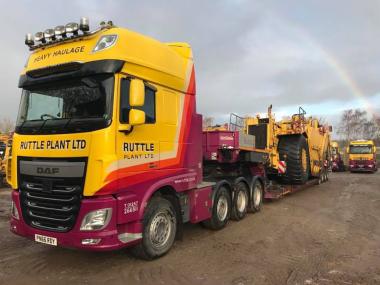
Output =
[
  {"x1": 348, "y1": 140, "x2": 376, "y2": 161},
  {"x1": 244, "y1": 106, "x2": 331, "y2": 176},
  {"x1": 11, "y1": 26, "x2": 194, "y2": 196},
  {"x1": 0, "y1": 135, "x2": 10, "y2": 182}
]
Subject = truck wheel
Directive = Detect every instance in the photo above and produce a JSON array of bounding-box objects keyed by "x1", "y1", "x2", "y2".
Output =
[
  {"x1": 248, "y1": 178, "x2": 263, "y2": 213},
  {"x1": 202, "y1": 186, "x2": 231, "y2": 230},
  {"x1": 278, "y1": 135, "x2": 310, "y2": 185},
  {"x1": 131, "y1": 197, "x2": 177, "y2": 260},
  {"x1": 231, "y1": 182, "x2": 249, "y2": 221}
]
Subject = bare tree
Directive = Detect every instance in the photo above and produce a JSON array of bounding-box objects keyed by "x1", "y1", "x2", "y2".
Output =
[
  {"x1": 337, "y1": 109, "x2": 366, "y2": 142},
  {"x1": 0, "y1": 117, "x2": 14, "y2": 134},
  {"x1": 337, "y1": 109, "x2": 380, "y2": 143},
  {"x1": 202, "y1": 116, "x2": 214, "y2": 129}
]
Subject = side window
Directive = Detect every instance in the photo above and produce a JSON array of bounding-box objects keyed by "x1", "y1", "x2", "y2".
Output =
[{"x1": 120, "y1": 78, "x2": 156, "y2": 124}]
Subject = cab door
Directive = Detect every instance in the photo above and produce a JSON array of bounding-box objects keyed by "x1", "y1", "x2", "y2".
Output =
[{"x1": 115, "y1": 75, "x2": 159, "y2": 178}]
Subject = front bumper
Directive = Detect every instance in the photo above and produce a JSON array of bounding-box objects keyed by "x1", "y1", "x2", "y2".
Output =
[
  {"x1": 10, "y1": 191, "x2": 142, "y2": 251},
  {"x1": 349, "y1": 165, "x2": 376, "y2": 172}
]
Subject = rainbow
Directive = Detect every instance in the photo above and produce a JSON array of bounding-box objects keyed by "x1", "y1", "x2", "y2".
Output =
[{"x1": 274, "y1": 14, "x2": 378, "y2": 117}]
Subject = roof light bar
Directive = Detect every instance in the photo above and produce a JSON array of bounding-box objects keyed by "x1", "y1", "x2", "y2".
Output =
[{"x1": 25, "y1": 17, "x2": 115, "y2": 49}]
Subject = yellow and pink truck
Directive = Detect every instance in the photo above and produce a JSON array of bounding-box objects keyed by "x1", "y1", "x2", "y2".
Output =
[
  {"x1": 9, "y1": 18, "x2": 330, "y2": 259},
  {"x1": 347, "y1": 140, "x2": 377, "y2": 173}
]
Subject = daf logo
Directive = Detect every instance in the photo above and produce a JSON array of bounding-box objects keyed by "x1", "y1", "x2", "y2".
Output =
[{"x1": 37, "y1": 167, "x2": 60, "y2": 175}]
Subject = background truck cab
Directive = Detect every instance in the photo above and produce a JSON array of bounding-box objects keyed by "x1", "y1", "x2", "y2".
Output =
[{"x1": 347, "y1": 140, "x2": 377, "y2": 172}]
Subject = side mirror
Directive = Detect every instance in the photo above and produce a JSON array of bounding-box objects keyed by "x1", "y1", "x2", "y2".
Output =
[
  {"x1": 129, "y1": 109, "x2": 146, "y2": 126},
  {"x1": 130, "y1": 79, "x2": 145, "y2": 107}
]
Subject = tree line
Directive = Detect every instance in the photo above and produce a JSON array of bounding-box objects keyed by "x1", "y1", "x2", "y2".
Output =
[{"x1": 337, "y1": 109, "x2": 380, "y2": 145}]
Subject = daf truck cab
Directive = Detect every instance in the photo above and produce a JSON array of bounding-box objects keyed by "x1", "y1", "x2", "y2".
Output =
[
  {"x1": 347, "y1": 140, "x2": 377, "y2": 172},
  {"x1": 10, "y1": 18, "x2": 216, "y2": 259}
]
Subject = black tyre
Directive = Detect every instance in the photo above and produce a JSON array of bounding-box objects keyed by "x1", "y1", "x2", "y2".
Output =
[
  {"x1": 131, "y1": 197, "x2": 177, "y2": 260},
  {"x1": 248, "y1": 178, "x2": 263, "y2": 213},
  {"x1": 202, "y1": 186, "x2": 231, "y2": 230},
  {"x1": 231, "y1": 182, "x2": 249, "y2": 221},
  {"x1": 278, "y1": 135, "x2": 310, "y2": 185}
]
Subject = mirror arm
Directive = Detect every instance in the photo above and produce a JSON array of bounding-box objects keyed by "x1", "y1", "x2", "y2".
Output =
[{"x1": 119, "y1": 126, "x2": 134, "y2": 135}]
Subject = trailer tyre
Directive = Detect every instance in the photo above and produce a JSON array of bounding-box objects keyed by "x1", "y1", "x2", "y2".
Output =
[
  {"x1": 278, "y1": 135, "x2": 310, "y2": 185},
  {"x1": 231, "y1": 182, "x2": 249, "y2": 221},
  {"x1": 131, "y1": 197, "x2": 177, "y2": 260},
  {"x1": 248, "y1": 178, "x2": 263, "y2": 213},
  {"x1": 202, "y1": 186, "x2": 231, "y2": 230}
]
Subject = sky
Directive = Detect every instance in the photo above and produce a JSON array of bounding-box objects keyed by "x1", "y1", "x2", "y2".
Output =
[{"x1": 0, "y1": 0, "x2": 379, "y2": 134}]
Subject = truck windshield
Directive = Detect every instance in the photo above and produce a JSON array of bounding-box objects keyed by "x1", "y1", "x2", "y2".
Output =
[
  {"x1": 349, "y1": 145, "x2": 372, "y2": 154},
  {"x1": 16, "y1": 74, "x2": 114, "y2": 134}
]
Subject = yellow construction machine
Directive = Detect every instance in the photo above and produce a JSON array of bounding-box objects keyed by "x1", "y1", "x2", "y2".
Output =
[
  {"x1": 0, "y1": 134, "x2": 9, "y2": 186},
  {"x1": 243, "y1": 106, "x2": 331, "y2": 184}
]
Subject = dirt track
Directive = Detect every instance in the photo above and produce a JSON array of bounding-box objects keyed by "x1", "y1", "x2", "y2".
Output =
[{"x1": 1, "y1": 172, "x2": 380, "y2": 285}]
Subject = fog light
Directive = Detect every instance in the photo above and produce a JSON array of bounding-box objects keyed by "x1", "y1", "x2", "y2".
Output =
[
  {"x1": 11, "y1": 201, "x2": 19, "y2": 220},
  {"x1": 80, "y1": 208, "x2": 112, "y2": 231},
  {"x1": 65, "y1": 22, "x2": 79, "y2": 35},
  {"x1": 44, "y1": 28, "x2": 56, "y2": 41},
  {"x1": 34, "y1": 32, "x2": 45, "y2": 43},
  {"x1": 82, "y1": 238, "x2": 101, "y2": 245},
  {"x1": 55, "y1": 25, "x2": 66, "y2": 38}
]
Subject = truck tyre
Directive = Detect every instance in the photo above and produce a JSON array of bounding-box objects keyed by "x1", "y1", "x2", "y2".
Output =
[
  {"x1": 131, "y1": 197, "x2": 177, "y2": 260},
  {"x1": 231, "y1": 182, "x2": 249, "y2": 221},
  {"x1": 202, "y1": 186, "x2": 231, "y2": 230},
  {"x1": 248, "y1": 178, "x2": 263, "y2": 213},
  {"x1": 278, "y1": 135, "x2": 310, "y2": 185}
]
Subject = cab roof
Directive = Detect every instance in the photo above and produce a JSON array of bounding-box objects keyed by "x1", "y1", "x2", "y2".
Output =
[{"x1": 23, "y1": 27, "x2": 194, "y2": 93}]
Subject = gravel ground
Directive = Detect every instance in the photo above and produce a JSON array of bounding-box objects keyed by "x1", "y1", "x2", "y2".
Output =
[{"x1": 0, "y1": 171, "x2": 379, "y2": 285}]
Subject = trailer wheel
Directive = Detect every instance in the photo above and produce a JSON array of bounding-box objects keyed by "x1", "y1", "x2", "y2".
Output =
[
  {"x1": 202, "y1": 186, "x2": 231, "y2": 230},
  {"x1": 278, "y1": 135, "x2": 310, "y2": 185},
  {"x1": 131, "y1": 197, "x2": 177, "y2": 260},
  {"x1": 231, "y1": 182, "x2": 249, "y2": 221},
  {"x1": 248, "y1": 178, "x2": 263, "y2": 213}
]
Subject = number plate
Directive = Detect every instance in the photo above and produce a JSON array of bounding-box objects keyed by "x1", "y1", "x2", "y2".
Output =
[{"x1": 34, "y1": 234, "x2": 57, "y2": 246}]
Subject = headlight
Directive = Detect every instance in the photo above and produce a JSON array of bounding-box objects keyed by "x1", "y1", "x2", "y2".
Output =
[
  {"x1": 11, "y1": 201, "x2": 19, "y2": 220},
  {"x1": 80, "y1": 208, "x2": 112, "y2": 231},
  {"x1": 93, "y1": 35, "x2": 117, "y2": 53}
]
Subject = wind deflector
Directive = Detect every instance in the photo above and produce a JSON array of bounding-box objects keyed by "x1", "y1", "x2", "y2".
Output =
[{"x1": 19, "y1": 59, "x2": 124, "y2": 88}]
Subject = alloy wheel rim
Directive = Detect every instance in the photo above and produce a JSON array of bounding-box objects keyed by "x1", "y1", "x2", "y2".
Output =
[
  {"x1": 217, "y1": 196, "x2": 228, "y2": 221},
  {"x1": 236, "y1": 190, "x2": 247, "y2": 213},
  {"x1": 149, "y1": 210, "x2": 173, "y2": 249}
]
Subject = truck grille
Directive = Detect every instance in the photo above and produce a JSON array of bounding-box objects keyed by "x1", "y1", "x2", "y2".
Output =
[{"x1": 18, "y1": 158, "x2": 86, "y2": 232}]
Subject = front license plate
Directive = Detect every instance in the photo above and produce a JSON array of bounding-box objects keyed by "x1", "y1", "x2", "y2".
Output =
[{"x1": 35, "y1": 234, "x2": 57, "y2": 246}]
